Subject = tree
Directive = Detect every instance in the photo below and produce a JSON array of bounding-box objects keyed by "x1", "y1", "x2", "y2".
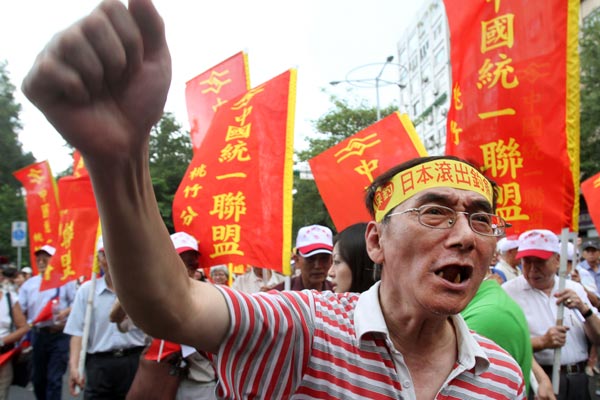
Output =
[
  {"x1": 0, "y1": 61, "x2": 36, "y2": 266},
  {"x1": 148, "y1": 112, "x2": 193, "y2": 233},
  {"x1": 580, "y1": 8, "x2": 600, "y2": 181},
  {"x1": 292, "y1": 95, "x2": 397, "y2": 239}
]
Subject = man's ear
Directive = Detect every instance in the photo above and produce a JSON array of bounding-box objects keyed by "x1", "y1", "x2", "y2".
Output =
[{"x1": 366, "y1": 221, "x2": 385, "y2": 264}]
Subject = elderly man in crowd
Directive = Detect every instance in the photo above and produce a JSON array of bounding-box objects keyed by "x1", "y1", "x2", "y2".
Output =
[
  {"x1": 494, "y1": 234, "x2": 521, "y2": 281},
  {"x1": 19, "y1": 245, "x2": 77, "y2": 400},
  {"x1": 21, "y1": 1, "x2": 524, "y2": 397},
  {"x1": 272, "y1": 224, "x2": 334, "y2": 292},
  {"x1": 503, "y1": 229, "x2": 600, "y2": 400},
  {"x1": 65, "y1": 237, "x2": 147, "y2": 398}
]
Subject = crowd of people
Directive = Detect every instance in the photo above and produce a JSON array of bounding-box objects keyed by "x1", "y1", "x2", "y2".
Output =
[{"x1": 0, "y1": 0, "x2": 596, "y2": 399}]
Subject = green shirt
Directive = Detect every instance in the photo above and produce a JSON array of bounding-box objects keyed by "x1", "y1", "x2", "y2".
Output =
[{"x1": 462, "y1": 279, "x2": 532, "y2": 393}]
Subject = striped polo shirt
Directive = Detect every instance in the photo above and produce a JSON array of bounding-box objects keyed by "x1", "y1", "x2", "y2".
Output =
[{"x1": 214, "y1": 282, "x2": 524, "y2": 399}]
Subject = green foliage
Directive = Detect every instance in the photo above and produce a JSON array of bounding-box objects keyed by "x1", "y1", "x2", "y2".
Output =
[
  {"x1": 580, "y1": 9, "x2": 600, "y2": 181},
  {"x1": 148, "y1": 112, "x2": 193, "y2": 233},
  {"x1": 292, "y1": 95, "x2": 397, "y2": 238},
  {"x1": 0, "y1": 61, "x2": 36, "y2": 265}
]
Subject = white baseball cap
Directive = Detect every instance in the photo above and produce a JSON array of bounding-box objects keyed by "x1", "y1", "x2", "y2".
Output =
[
  {"x1": 497, "y1": 235, "x2": 519, "y2": 253},
  {"x1": 295, "y1": 225, "x2": 333, "y2": 258},
  {"x1": 34, "y1": 244, "x2": 56, "y2": 256},
  {"x1": 516, "y1": 229, "x2": 560, "y2": 260},
  {"x1": 170, "y1": 232, "x2": 199, "y2": 254}
]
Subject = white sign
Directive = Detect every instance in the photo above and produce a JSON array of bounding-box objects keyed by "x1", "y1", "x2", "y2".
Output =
[{"x1": 11, "y1": 221, "x2": 27, "y2": 247}]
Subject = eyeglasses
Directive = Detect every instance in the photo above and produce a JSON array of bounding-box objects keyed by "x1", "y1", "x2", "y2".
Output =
[{"x1": 386, "y1": 204, "x2": 510, "y2": 237}]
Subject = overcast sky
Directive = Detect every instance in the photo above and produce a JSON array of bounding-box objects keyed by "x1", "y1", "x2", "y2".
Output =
[{"x1": 2, "y1": 0, "x2": 422, "y2": 173}]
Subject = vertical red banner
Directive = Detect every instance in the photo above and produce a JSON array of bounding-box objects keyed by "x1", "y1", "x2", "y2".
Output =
[
  {"x1": 443, "y1": 0, "x2": 580, "y2": 234},
  {"x1": 13, "y1": 160, "x2": 60, "y2": 273},
  {"x1": 309, "y1": 113, "x2": 428, "y2": 231},
  {"x1": 174, "y1": 70, "x2": 296, "y2": 275},
  {"x1": 582, "y1": 172, "x2": 600, "y2": 234},
  {"x1": 41, "y1": 175, "x2": 99, "y2": 290},
  {"x1": 72, "y1": 150, "x2": 89, "y2": 178},
  {"x1": 185, "y1": 51, "x2": 250, "y2": 152}
]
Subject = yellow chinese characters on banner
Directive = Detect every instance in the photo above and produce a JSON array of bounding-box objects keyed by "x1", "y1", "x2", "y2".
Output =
[
  {"x1": 444, "y1": 0, "x2": 580, "y2": 234},
  {"x1": 173, "y1": 70, "x2": 296, "y2": 275},
  {"x1": 309, "y1": 113, "x2": 428, "y2": 231},
  {"x1": 41, "y1": 175, "x2": 99, "y2": 290},
  {"x1": 185, "y1": 51, "x2": 250, "y2": 152},
  {"x1": 13, "y1": 160, "x2": 60, "y2": 273}
]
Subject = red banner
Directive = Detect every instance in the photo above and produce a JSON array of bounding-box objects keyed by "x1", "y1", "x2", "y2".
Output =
[
  {"x1": 13, "y1": 161, "x2": 60, "y2": 273},
  {"x1": 309, "y1": 113, "x2": 428, "y2": 231},
  {"x1": 582, "y1": 172, "x2": 600, "y2": 233},
  {"x1": 173, "y1": 70, "x2": 296, "y2": 275},
  {"x1": 185, "y1": 51, "x2": 250, "y2": 152},
  {"x1": 72, "y1": 150, "x2": 89, "y2": 177},
  {"x1": 41, "y1": 175, "x2": 99, "y2": 290},
  {"x1": 443, "y1": 0, "x2": 580, "y2": 234}
]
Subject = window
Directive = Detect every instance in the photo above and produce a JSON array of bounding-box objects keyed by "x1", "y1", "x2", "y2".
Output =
[
  {"x1": 420, "y1": 40, "x2": 430, "y2": 61},
  {"x1": 413, "y1": 100, "x2": 421, "y2": 116}
]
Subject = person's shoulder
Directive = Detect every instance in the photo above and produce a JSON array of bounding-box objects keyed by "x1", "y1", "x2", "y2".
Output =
[
  {"x1": 19, "y1": 275, "x2": 39, "y2": 292},
  {"x1": 501, "y1": 275, "x2": 524, "y2": 291}
]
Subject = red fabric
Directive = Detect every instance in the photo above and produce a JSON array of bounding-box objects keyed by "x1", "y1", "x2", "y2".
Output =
[
  {"x1": 174, "y1": 70, "x2": 296, "y2": 275},
  {"x1": 443, "y1": 0, "x2": 579, "y2": 234},
  {"x1": 72, "y1": 150, "x2": 89, "y2": 177},
  {"x1": 582, "y1": 172, "x2": 600, "y2": 232},
  {"x1": 309, "y1": 113, "x2": 428, "y2": 231},
  {"x1": 13, "y1": 161, "x2": 60, "y2": 273},
  {"x1": 144, "y1": 339, "x2": 181, "y2": 361},
  {"x1": 31, "y1": 297, "x2": 57, "y2": 325},
  {"x1": 0, "y1": 348, "x2": 18, "y2": 367},
  {"x1": 41, "y1": 175, "x2": 99, "y2": 290},
  {"x1": 185, "y1": 51, "x2": 250, "y2": 152}
]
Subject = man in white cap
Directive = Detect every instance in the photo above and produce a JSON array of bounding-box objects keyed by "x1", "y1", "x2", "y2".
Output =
[
  {"x1": 65, "y1": 236, "x2": 147, "y2": 398},
  {"x1": 494, "y1": 234, "x2": 522, "y2": 281},
  {"x1": 21, "y1": 2, "x2": 524, "y2": 396},
  {"x1": 503, "y1": 229, "x2": 600, "y2": 400},
  {"x1": 272, "y1": 225, "x2": 334, "y2": 291},
  {"x1": 19, "y1": 244, "x2": 77, "y2": 400}
]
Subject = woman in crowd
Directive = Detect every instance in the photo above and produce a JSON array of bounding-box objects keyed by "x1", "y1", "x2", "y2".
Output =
[
  {"x1": 0, "y1": 271, "x2": 29, "y2": 399},
  {"x1": 328, "y1": 222, "x2": 378, "y2": 293}
]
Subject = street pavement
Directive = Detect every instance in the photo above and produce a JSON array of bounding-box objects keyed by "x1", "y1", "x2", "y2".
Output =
[{"x1": 7, "y1": 372, "x2": 80, "y2": 400}]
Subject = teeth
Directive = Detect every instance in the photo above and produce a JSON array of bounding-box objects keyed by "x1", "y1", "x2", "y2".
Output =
[
  {"x1": 437, "y1": 271, "x2": 444, "y2": 278},
  {"x1": 454, "y1": 273, "x2": 461, "y2": 284}
]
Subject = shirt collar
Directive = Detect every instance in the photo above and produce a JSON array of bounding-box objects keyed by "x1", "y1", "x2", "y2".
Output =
[
  {"x1": 355, "y1": 281, "x2": 490, "y2": 374},
  {"x1": 95, "y1": 276, "x2": 113, "y2": 295}
]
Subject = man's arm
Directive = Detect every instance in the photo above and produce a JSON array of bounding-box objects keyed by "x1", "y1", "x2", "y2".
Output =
[
  {"x1": 68, "y1": 335, "x2": 84, "y2": 396},
  {"x1": 22, "y1": 0, "x2": 229, "y2": 353}
]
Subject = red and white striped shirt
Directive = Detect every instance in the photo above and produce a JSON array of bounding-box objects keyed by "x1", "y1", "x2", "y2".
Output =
[{"x1": 214, "y1": 283, "x2": 524, "y2": 399}]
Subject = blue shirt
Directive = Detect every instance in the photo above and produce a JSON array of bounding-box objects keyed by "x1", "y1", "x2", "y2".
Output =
[
  {"x1": 64, "y1": 276, "x2": 147, "y2": 353},
  {"x1": 18, "y1": 275, "x2": 77, "y2": 327}
]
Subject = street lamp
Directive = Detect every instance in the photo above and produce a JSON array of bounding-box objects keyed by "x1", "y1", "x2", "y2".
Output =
[{"x1": 330, "y1": 55, "x2": 407, "y2": 120}]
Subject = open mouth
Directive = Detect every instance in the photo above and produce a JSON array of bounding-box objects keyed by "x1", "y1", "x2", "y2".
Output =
[{"x1": 435, "y1": 266, "x2": 472, "y2": 284}]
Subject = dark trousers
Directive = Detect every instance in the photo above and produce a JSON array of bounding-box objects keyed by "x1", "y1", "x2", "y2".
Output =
[
  {"x1": 31, "y1": 329, "x2": 69, "y2": 400},
  {"x1": 541, "y1": 365, "x2": 591, "y2": 400},
  {"x1": 84, "y1": 348, "x2": 142, "y2": 400}
]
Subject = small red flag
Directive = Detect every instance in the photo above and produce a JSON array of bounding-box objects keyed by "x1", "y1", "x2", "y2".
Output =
[{"x1": 143, "y1": 339, "x2": 181, "y2": 361}]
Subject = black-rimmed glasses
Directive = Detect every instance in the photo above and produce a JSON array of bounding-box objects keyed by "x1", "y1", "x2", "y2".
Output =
[{"x1": 386, "y1": 204, "x2": 510, "y2": 237}]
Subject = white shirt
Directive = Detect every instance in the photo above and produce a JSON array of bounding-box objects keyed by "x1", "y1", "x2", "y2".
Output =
[
  {"x1": 232, "y1": 270, "x2": 284, "y2": 293},
  {"x1": 503, "y1": 275, "x2": 595, "y2": 365},
  {"x1": 494, "y1": 259, "x2": 522, "y2": 281},
  {"x1": 0, "y1": 287, "x2": 18, "y2": 338}
]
